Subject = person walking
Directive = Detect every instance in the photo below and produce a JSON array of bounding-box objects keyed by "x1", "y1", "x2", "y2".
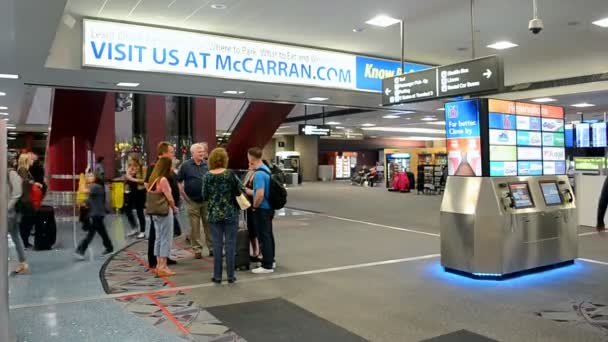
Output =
[
  {"x1": 146, "y1": 142, "x2": 179, "y2": 269},
  {"x1": 246, "y1": 147, "x2": 276, "y2": 274},
  {"x1": 8, "y1": 159, "x2": 28, "y2": 273},
  {"x1": 147, "y1": 157, "x2": 179, "y2": 276},
  {"x1": 124, "y1": 156, "x2": 146, "y2": 238},
  {"x1": 203, "y1": 148, "x2": 240, "y2": 283},
  {"x1": 74, "y1": 174, "x2": 114, "y2": 258},
  {"x1": 177, "y1": 143, "x2": 212, "y2": 258}
]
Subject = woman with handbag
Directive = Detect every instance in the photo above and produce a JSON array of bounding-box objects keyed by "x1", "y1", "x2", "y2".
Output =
[
  {"x1": 146, "y1": 157, "x2": 179, "y2": 277},
  {"x1": 17, "y1": 153, "x2": 43, "y2": 249},
  {"x1": 203, "y1": 148, "x2": 244, "y2": 284}
]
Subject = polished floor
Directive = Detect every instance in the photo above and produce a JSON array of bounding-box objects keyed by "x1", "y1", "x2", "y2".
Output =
[{"x1": 7, "y1": 182, "x2": 608, "y2": 341}]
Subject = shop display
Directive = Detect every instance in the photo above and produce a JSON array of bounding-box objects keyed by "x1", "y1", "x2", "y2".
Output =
[{"x1": 335, "y1": 156, "x2": 351, "y2": 179}]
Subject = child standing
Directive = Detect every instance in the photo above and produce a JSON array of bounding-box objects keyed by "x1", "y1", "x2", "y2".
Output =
[{"x1": 74, "y1": 174, "x2": 114, "y2": 258}]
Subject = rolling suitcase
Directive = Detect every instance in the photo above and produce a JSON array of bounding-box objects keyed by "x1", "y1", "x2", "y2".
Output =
[
  {"x1": 398, "y1": 172, "x2": 410, "y2": 192},
  {"x1": 235, "y1": 229, "x2": 250, "y2": 270},
  {"x1": 34, "y1": 205, "x2": 57, "y2": 250}
]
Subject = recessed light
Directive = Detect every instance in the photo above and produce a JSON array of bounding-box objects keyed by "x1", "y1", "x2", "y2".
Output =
[
  {"x1": 592, "y1": 17, "x2": 608, "y2": 27},
  {"x1": 383, "y1": 115, "x2": 400, "y2": 119},
  {"x1": 0, "y1": 106, "x2": 6, "y2": 110},
  {"x1": 531, "y1": 97, "x2": 557, "y2": 103},
  {"x1": 0, "y1": 92, "x2": 6, "y2": 96},
  {"x1": 336, "y1": 126, "x2": 345, "y2": 129},
  {"x1": 223, "y1": 90, "x2": 246, "y2": 95},
  {"x1": 436, "y1": 108, "x2": 445, "y2": 111},
  {"x1": 307, "y1": 97, "x2": 329, "y2": 101},
  {"x1": 0, "y1": 74, "x2": 19, "y2": 79},
  {"x1": 487, "y1": 41, "x2": 518, "y2": 50},
  {"x1": 211, "y1": 4, "x2": 227, "y2": 10},
  {"x1": 361, "y1": 123, "x2": 376, "y2": 127},
  {"x1": 365, "y1": 15, "x2": 401, "y2": 27},
  {"x1": 572, "y1": 103, "x2": 595, "y2": 108},
  {"x1": 0, "y1": 112, "x2": 8, "y2": 116},
  {"x1": 427, "y1": 121, "x2": 447, "y2": 126},
  {"x1": 421, "y1": 117, "x2": 438, "y2": 121},
  {"x1": 326, "y1": 121, "x2": 341, "y2": 125},
  {"x1": 352, "y1": 28, "x2": 364, "y2": 33},
  {"x1": 116, "y1": 82, "x2": 140, "y2": 87}
]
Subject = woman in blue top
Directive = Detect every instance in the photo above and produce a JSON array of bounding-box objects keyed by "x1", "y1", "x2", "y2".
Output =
[{"x1": 203, "y1": 148, "x2": 240, "y2": 284}]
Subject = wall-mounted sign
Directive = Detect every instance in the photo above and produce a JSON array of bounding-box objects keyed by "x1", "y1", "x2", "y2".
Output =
[
  {"x1": 298, "y1": 124, "x2": 331, "y2": 136},
  {"x1": 83, "y1": 19, "x2": 429, "y2": 93},
  {"x1": 382, "y1": 56, "x2": 501, "y2": 105}
]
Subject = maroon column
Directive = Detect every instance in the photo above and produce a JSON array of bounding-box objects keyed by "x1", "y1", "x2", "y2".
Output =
[
  {"x1": 193, "y1": 97, "x2": 217, "y2": 150},
  {"x1": 146, "y1": 95, "x2": 167, "y2": 160},
  {"x1": 93, "y1": 93, "x2": 116, "y2": 180},
  {"x1": 225, "y1": 102, "x2": 294, "y2": 169}
]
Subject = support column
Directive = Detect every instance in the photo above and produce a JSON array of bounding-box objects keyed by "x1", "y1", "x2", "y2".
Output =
[
  {"x1": 193, "y1": 97, "x2": 217, "y2": 151},
  {"x1": 294, "y1": 135, "x2": 319, "y2": 181}
]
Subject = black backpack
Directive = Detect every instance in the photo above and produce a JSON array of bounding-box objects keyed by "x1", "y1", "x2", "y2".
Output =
[{"x1": 257, "y1": 168, "x2": 287, "y2": 210}]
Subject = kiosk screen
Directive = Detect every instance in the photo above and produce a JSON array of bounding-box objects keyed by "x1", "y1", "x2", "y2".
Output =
[
  {"x1": 540, "y1": 182, "x2": 563, "y2": 206},
  {"x1": 509, "y1": 183, "x2": 535, "y2": 209}
]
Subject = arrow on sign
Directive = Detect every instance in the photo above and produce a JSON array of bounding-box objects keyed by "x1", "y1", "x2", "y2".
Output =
[
  {"x1": 483, "y1": 69, "x2": 492, "y2": 79},
  {"x1": 385, "y1": 88, "x2": 392, "y2": 96}
]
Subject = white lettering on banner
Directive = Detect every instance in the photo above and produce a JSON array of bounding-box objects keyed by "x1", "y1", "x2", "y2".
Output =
[{"x1": 83, "y1": 20, "x2": 357, "y2": 89}]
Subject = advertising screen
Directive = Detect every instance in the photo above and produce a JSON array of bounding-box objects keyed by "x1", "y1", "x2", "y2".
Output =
[
  {"x1": 517, "y1": 131, "x2": 542, "y2": 146},
  {"x1": 565, "y1": 125, "x2": 574, "y2": 148},
  {"x1": 540, "y1": 182, "x2": 563, "y2": 206},
  {"x1": 543, "y1": 161, "x2": 567, "y2": 175},
  {"x1": 447, "y1": 138, "x2": 482, "y2": 176},
  {"x1": 576, "y1": 123, "x2": 590, "y2": 147},
  {"x1": 574, "y1": 157, "x2": 606, "y2": 171},
  {"x1": 490, "y1": 145, "x2": 517, "y2": 161},
  {"x1": 489, "y1": 129, "x2": 517, "y2": 145},
  {"x1": 517, "y1": 161, "x2": 543, "y2": 176},
  {"x1": 489, "y1": 113, "x2": 517, "y2": 130},
  {"x1": 518, "y1": 147, "x2": 542, "y2": 160},
  {"x1": 592, "y1": 122, "x2": 607, "y2": 147},
  {"x1": 445, "y1": 100, "x2": 480, "y2": 139},
  {"x1": 516, "y1": 103, "x2": 541, "y2": 117},
  {"x1": 542, "y1": 118, "x2": 565, "y2": 132},
  {"x1": 488, "y1": 99, "x2": 516, "y2": 114},
  {"x1": 543, "y1": 147, "x2": 566, "y2": 161},
  {"x1": 517, "y1": 116, "x2": 541, "y2": 131},
  {"x1": 490, "y1": 161, "x2": 517, "y2": 176},
  {"x1": 509, "y1": 183, "x2": 535, "y2": 209},
  {"x1": 541, "y1": 105, "x2": 565, "y2": 119},
  {"x1": 542, "y1": 132, "x2": 565, "y2": 147}
]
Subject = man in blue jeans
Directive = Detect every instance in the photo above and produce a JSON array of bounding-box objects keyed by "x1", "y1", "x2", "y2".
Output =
[{"x1": 246, "y1": 147, "x2": 276, "y2": 274}]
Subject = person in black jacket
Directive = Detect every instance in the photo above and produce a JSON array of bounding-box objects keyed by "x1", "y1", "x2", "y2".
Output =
[{"x1": 146, "y1": 142, "x2": 180, "y2": 269}]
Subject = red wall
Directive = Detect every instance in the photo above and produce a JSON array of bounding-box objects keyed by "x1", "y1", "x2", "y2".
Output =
[
  {"x1": 193, "y1": 97, "x2": 217, "y2": 151},
  {"x1": 93, "y1": 93, "x2": 116, "y2": 180}
]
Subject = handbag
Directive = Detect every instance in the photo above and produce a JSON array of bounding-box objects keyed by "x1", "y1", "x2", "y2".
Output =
[
  {"x1": 145, "y1": 178, "x2": 170, "y2": 216},
  {"x1": 232, "y1": 172, "x2": 251, "y2": 210}
]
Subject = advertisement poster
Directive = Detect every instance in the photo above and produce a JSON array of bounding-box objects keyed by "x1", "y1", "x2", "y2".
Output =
[
  {"x1": 490, "y1": 145, "x2": 517, "y2": 161},
  {"x1": 518, "y1": 147, "x2": 543, "y2": 160},
  {"x1": 445, "y1": 100, "x2": 480, "y2": 139},
  {"x1": 543, "y1": 147, "x2": 566, "y2": 161},
  {"x1": 542, "y1": 118, "x2": 565, "y2": 132},
  {"x1": 518, "y1": 161, "x2": 543, "y2": 176},
  {"x1": 489, "y1": 113, "x2": 516, "y2": 130},
  {"x1": 592, "y1": 122, "x2": 607, "y2": 147},
  {"x1": 490, "y1": 161, "x2": 517, "y2": 176},
  {"x1": 542, "y1": 132, "x2": 565, "y2": 147},
  {"x1": 516, "y1": 116, "x2": 541, "y2": 131},
  {"x1": 517, "y1": 131, "x2": 542, "y2": 146},
  {"x1": 541, "y1": 105, "x2": 565, "y2": 119},
  {"x1": 543, "y1": 161, "x2": 566, "y2": 175},
  {"x1": 489, "y1": 129, "x2": 517, "y2": 145},
  {"x1": 447, "y1": 138, "x2": 482, "y2": 176}
]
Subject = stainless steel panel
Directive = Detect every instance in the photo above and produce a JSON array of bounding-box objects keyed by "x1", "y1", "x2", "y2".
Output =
[{"x1": 440, "y1": 177, "x2": 482, "y2": 215}]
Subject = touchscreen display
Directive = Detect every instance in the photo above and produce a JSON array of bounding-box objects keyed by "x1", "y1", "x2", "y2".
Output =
[
  {"x1": 540, "y1": 182, "x2": 562, "y2": 206},
  {"x1": 509, "y1": 183, "x2": 535, "y2": 209}
]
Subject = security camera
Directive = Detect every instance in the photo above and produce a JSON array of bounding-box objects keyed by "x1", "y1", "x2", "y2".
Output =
[{"x1": 529, "y1": 18, "x2": 544, "y2": 34}]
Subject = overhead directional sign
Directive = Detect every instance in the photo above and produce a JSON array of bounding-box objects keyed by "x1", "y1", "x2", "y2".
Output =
[
  {"x1": 299, "y1": 124, "x2": 331, "y2": 136},
  {"x1": 382, "y1": 56, "x2": 501, "y2": 106}
]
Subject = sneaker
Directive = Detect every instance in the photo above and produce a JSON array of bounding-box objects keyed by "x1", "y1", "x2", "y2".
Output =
[
  {"x1": 252, "y1": 267, "x2": 274, "y2": 274},
  {"x1": 127, "y1": 230, "x2": 138, "y2": 237},
  {"x1": 74, "y1": 252, "x2": 86, "y2": 260},
  {"x1": 211, "y1": 277, "x2": 221, "y2": 284},
  {"x1": 137, "y1": 232, "x2": 145, "y2": 239},
  {"x1": 102, "y1": 249, "x2": 114, "y2": 256},
  {"x1": 228, "y1": 277, "x2": 237, "y2": 284}
]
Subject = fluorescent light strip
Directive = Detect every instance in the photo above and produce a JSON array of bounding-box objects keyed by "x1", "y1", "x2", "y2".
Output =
[
  {"x1": 592, "y1": 17, "x2": 608, "y2": 27},
  {"x1": 0, "y1": 92, "x2": 6, "y2": 96},
  {"x1": 383, "y1": 115, "x2": 400, "y2": 119},
  {"x1": 307, "y1": 97, "x2": 329, "y2": 101},
  {"x1": 366, "y1": 15, "x2": 401, "y2": 27},
  {"x1": 223, "y1": 90, "x2": 246, "y2": 95},
  {"x1": 326, "y1": 121, "x2": 341, "y2": 125},
  {"x1": 0, "y1": 106, "x2": 7, "y2": 110},
  {"x1": 531, "y1": 97, "x2": 557, "y2": 103},
  {"x1": 487, "y1": 41, "x2": 518, "y2": 50},
  {"x1": 571, "y1": 103, "x2": 595, "y2": 108},
  {"x1": 421, "y1": 117, "x2": 438, "y2": 121},
  {"x1": 363, "y1": 127, "x2": 445, "y2": 134},
  {"x1": 0, "y1": 74, "x2": 19, "y2": 79},
  {"x1": 116, "y1": 82, "x2": 140, "y2": 87},
  {"x1": 0, "y1": 113, "x2": 8, "y2": 116},
  {"x1": 427, "y1": 121, "x2": 446, "y2": 126},
  {"x1": 361, "y1": 123, "x2": 376, "y2": 127}
]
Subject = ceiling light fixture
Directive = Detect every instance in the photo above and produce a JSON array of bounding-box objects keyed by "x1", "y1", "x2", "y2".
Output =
[
  {"x1": 394, "y1": 136, "x2": 445, "y2": 141},
  {"x1": 436, "y1": 108, "x2": 445, "y2": 111},
  {"x1": 336, "y1": 126, "x2": 345, "y2": 129},
  {"x1": 592, "y1": 17, "x2": 608, "y2": 27},
  {"x1": 383, "y1": 115, "x2": 400, "y2": 119},
  {"x1": 278, "y1": 125, "x2": 291, "y2": 129},
  {"x1": 352, "y1": 28, "x2": 364, "y2": 33},
  {"x1": 326, "y1": 121, "x2": 341, "y2": 125},
  {"x1": 362, "y1": 127, "x2": 446, "y2": 134},
  {"x1": 307, "y1": 97, "x2": 329, "y2": 101},
  {"x1": 0, "y1": 112, "x2": 8, "y2": 116},
  {"x1": 0, "y1": 74, "x2": 19, "y2": 79},
  {"x1": 211, "y1": 4, "x2": 227, "y2": 10},
  {"x1": 531, "y1": 97, "x2": 557, "y2": 103},
  {"x1": 571, "y1": 103, "x2": 595, "y2": 108},
  {"x1": 116, "y1": 82, "x2": 140, "y2": 87},
  {"x1": 365, "y1": 15, "x2": 401, "y2": 27},
  {"x1": 361, "y1": 123, "x2": 376, "y2": 127},
  {"x1": 427, "y1": 121, "x2": 447, "y2": 126},
  {"x1": 223, "y1": 90, "x2": 246, "y2": 95},
  {"x1": 486, "y1": 41, "x2": 518, "y2": 50},
  {"x1": 0, "y1": 106, "x2": 6, "y2": 110},
  {"x1": 0, "y1": 92, "x2": 6, "y2": 96},
  {"x1": 421, "y1": 117, "x2": 438, "y2": 121}
]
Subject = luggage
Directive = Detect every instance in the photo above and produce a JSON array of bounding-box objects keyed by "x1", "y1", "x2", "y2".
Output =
[
  {"x1": 34, "y1": 205, "x2": 57, "y2": 250},
  {"x1": 397, "y1": 172, "x2": 410, "y2": 192},
  {"x1": 391, "y1": 173, "x2": 400, "y2": 191},
  {"x1": 235, "y1": 229, "x2": 250, "y2": 271}
]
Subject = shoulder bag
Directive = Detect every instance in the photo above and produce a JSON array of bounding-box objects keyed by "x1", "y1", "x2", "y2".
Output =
[
  {"x1": 232, "y1": 171, "x2": 251, "y2": 210},
  {"x1": 145, "y1": 178, "x2": 170, "y2": 216}
]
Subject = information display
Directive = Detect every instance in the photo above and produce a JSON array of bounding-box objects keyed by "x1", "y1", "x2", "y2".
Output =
[
  {"x1": 490, "y1": 161, "x2": 517, "y2": 176},
  {"x1": 509, "y1": 182, "x2": 535, "y2": 209},
  {"x1": 539, "y1": 182, "x2": 563, "y2": 206},
  {"x1": 516, "y1": 116, "x2": 542, "y2": 131},
  {"x1": 543, "y1": 161, "x2": 567, "y2": 175},
  {"x1": 576, "y1": 123, "x2": 590, "y2": 147},
  {"x1": 574, "y1": 157, "x2": 606, "y2": 171},
  {"x1": 445, "y1": 100, "x2": 482, "y2": 176},
  {"x1": 490, "y1": 129, "x2": 516, "y2": 145},
  {"x1": 517, "y1": 131, "x2": 542, "y2": 146},
  {"x1": 517, "y1": 161, "x2": 543, "y2": 176},
  {"x1": 490, "y1": 145, "x2": 517, "y2": 161},
  {"x1": 542, "y1": 132, "x2": 565, "y2": 147},
  {"x1": 592, "y1": 122, "x2": 607, "y2": 147},
  {"x1": 518, "y1": 147, "x2": 542, "y2": 160},
  {"x1": 565, "y1": 125, "x2": 574, "y2": 148},
  {"x1": 489, "y1": 113, "x2": 516, "y2": 130}
]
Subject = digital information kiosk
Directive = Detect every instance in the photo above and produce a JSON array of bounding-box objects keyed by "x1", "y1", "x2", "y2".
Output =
[{"x1": 440, "y1": 99, "x2": 577, "y2": 279}]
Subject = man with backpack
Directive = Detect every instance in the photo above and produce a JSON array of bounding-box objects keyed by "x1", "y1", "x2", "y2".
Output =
[{"x1": 246, "y1": 147, "x2": 287, "y2": 274}]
